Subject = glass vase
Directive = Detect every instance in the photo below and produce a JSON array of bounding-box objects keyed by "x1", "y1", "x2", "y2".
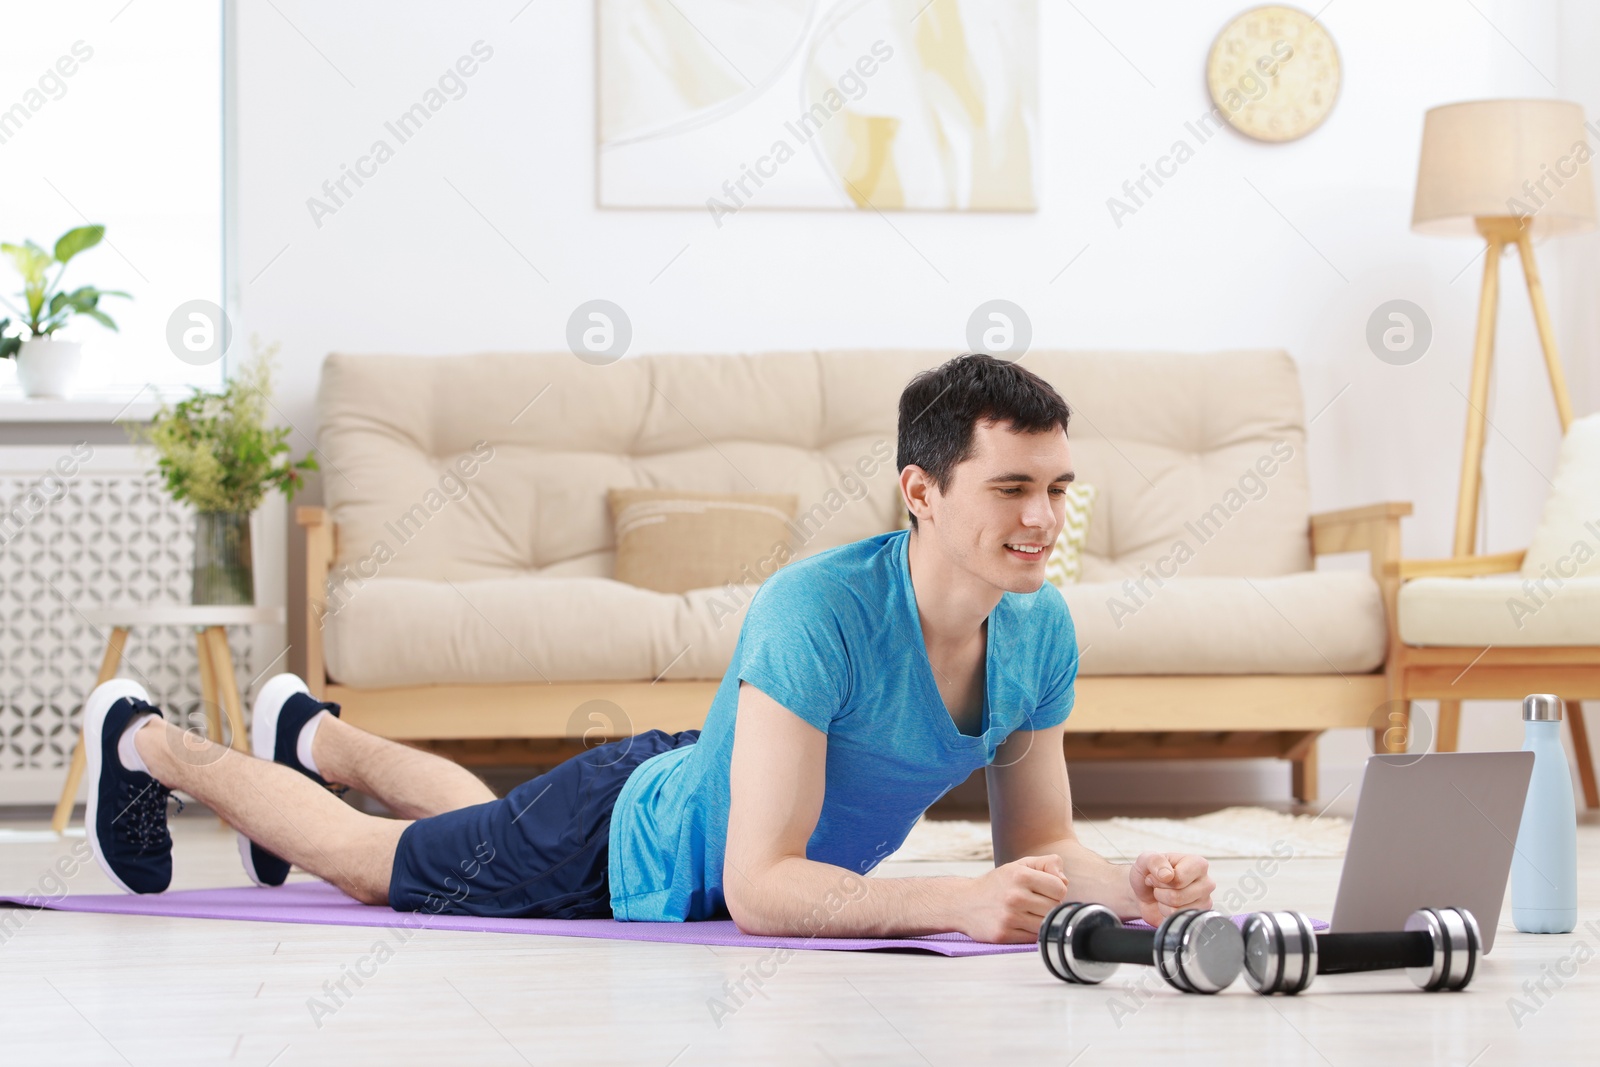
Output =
[{"x1": 192, "y1": 511, "x2": 254, "y2": 605}]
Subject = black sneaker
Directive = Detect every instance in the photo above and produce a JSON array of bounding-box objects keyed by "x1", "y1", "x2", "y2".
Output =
[
  {"x1": 84, "y1": 680, "x2": 181, "y2": 895},
  {"x1": 238, "y1": 674, "x2": 342, "y2": 887}
]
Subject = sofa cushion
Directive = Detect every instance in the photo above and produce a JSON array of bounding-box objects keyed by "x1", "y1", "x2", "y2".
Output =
[
  {"x1": 316, "y1": 349, "x2": 1313, "y2": 587},
  {"x1": 324, "y1": 569, "x2": 1385, "y2": 687},
  {"x1": 323, "y1": 576, "x2": 757, "y2": 687},
  {"x1": 1062, "y1": 570, "x2": 1386, "y2": 675},
  {"x1": 316, "y1": 348, "x2": 1328, "y2": 686},
  {"x1": 1399, "y1": 576, "x2": 1600, "y2": 647}
]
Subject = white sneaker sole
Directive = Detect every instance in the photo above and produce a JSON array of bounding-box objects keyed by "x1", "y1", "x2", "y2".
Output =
[
  {"x1": 82, "y1": 679, "x2": 155, "y2": 896},
  {"x1": 238, "y1": 673, "x2": 311, "y2": 887},
  {"x1": 237, "y1": 830, "x2": 277, "y2": 887}
]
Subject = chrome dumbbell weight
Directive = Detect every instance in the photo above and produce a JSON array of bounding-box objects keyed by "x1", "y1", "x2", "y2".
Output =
[
  {"x1": 1039, "y1": 901, "x2": 1246, "y2": 994},
  {"x1": 1242, "y1": 907, "x2": 1481, "y2": 995}
]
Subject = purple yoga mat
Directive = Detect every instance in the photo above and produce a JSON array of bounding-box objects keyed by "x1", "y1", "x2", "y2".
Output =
[
  {"x1": 2, "y1": 882, "x2": 1016, "y2": 956},
  {"x1": 0, "y1": 882, "x2": 1327, "y2": 956}
]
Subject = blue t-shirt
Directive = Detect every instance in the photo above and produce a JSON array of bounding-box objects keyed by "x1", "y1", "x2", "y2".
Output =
[{"x1": 606, "y1": 529, "x2": 1080, "y2": 922}]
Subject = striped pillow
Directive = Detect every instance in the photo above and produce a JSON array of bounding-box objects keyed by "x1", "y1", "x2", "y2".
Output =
[
  {"x1": 1045, "y1": 483, "x2": 1098, "y2": 588},
  {"x1": 894, "y1": 483, "x2": 1097, "y2": 587}
]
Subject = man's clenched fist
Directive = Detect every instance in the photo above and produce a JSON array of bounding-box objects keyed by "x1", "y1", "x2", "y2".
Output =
[
  {"x1": 960, "y1": 855, "x2": 1071, "y2": 944},
  {"x1": 1128, "y1": 851, "x2": 1215, "y2": 927}
]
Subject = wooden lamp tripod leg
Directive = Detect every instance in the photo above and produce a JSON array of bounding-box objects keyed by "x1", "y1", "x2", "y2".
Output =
[
  {"x1": 1512, "y1": 231, "x2": 1584, "y2": 807},
  {"x1": 1452, "y1": 226, "x2": 1506, "y2": 559},
  {"x1": 1568, "y1": 701, "x2": 1598, "y2": 810},
  {"x1": 1514, "y1": 233, "x2": 1576, "y2": 433}
]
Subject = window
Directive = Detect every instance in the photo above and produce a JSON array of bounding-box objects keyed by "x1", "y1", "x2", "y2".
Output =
[{"x1": 0, "y1": 0, "x2": 223, "y2": 394}]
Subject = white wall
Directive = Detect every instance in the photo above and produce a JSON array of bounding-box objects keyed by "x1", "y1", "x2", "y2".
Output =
[{"x1": 234, "y1": 0, "x2": 1597, "y2": 810}]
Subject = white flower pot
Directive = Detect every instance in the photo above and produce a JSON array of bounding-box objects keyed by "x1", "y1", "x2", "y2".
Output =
[{"x1": 15, "y1": 338, "x2": 83, "y2": 399}]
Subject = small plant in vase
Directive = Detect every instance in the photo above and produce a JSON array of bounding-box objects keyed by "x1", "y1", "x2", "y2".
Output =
[
  {"x1": 0, "y1": 225, "x2": 129, "y2": 398},
  {"x1": 141, "y1": 339, "x2": 317, "y2": 605}
]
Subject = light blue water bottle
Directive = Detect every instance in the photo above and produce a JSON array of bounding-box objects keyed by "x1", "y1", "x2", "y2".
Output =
[{"x1": 1512, "y1": 694, "x2": 1578, "y2": 933}]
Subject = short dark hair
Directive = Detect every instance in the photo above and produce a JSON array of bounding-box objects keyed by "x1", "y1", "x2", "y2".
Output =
[{"x1": 897, "y1": 353, "x2": 1071, "y2": 530}]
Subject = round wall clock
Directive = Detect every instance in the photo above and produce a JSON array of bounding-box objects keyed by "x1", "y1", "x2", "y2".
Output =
[{"x1": 1206, "y1": 5, "x2": 1340, "y2": 142}]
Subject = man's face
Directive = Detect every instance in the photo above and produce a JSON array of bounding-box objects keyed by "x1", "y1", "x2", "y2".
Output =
[{"x1": 914, "y1": 419, "x2": 1074, "y2": 594}]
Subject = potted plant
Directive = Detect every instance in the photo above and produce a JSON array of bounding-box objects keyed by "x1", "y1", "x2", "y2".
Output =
[
  {"x1": 0, "y1": 225, "x2": 129, "y2": 399},
  {"x1": 141, "y1": 339, "x2": 317, "y2": 605}
]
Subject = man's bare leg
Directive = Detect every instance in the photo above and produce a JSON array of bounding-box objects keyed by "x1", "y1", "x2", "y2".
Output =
[
  {"x1": 133, "y1": 717, "x2": 401, "y2": 904},
  {"x1": 310, "y1": 715, "x2": 496, "y2": 819}
]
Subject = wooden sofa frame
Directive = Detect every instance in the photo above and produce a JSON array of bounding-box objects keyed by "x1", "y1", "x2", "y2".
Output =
[{"x1": 298, "y1": 501, "x2": 1416, "y2": 803}]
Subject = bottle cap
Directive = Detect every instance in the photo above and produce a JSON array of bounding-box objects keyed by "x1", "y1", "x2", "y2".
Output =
[{"x1": 1523, "y1": 694, "x2": 1564, "y2": 722}]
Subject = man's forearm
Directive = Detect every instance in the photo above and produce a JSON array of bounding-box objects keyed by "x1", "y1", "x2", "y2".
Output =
[
  {"x1": 1043, "y1": 837, "x2": 1140, "y2": 919},
  {"x1": 726, "y1": 855, "x2": 970, "y2": 939}
]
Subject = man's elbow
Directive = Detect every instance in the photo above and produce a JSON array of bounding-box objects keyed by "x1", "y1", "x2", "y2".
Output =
[
  {"x1": 724, "y1": 860, "x2": 813, "y2": 937},
  {"x1": 724, "y1": 882, "x2": 779, "y2": 936},
  {"x1": 726, "y1": 901, "x2": 770, "y2": 936}
]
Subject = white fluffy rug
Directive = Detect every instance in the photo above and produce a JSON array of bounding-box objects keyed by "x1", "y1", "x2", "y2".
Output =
[{"x1": 884, "y1": 806, "x2": 1351, "y2": 863}]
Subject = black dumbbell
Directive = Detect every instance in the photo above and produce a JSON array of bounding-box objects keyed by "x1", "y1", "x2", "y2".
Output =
[
  {"x1": 1242, "y1": 906, "x2": 1481, "y2": 995},
  {"x1": 1038, "y1": 902, "x2": 1245, "y2": 994}
]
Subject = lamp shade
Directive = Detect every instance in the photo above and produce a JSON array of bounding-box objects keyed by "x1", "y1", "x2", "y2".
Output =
[{"x1": 1412, "y1": 99, "x2": 1597, "y2": 238}]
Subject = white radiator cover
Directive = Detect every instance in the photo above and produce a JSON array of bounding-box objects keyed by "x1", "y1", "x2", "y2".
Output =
[{"x1": 0, "y1": 445, "x2": 258, "y2": 805}]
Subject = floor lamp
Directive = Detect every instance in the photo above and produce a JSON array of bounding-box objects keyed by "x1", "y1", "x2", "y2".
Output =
[
  {"x1": 1407, "y1": 100, "x2": 1597, "y2": 761},
  {"x1": 1412, "y1": 99, "x2": 1597, "y2": 557}
]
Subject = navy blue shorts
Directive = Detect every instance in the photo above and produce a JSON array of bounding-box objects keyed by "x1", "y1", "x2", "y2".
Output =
[{"x1": 387, "y1": 729, "x2": 700, "y2": 919}]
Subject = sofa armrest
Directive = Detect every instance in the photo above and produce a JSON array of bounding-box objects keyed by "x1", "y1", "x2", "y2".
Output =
[
  {"x1": 1309, "y1": 502, "x2": 1412, "y2": 676},
  {"x1": 1309, "y1": 501, "x2": 1412, "y2": 578},
  {"x1": 1396, "y1": 550, "x2": 1525, "y2": 580},
  {"x1": 1310, "y1": 501, "x2": 1414, "y2": 531},
  {"x1": 298, "y1": 506, "x2": 333, "y2": 699}
]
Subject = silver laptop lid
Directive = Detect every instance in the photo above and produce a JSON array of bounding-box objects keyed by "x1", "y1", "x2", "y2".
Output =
[{"x1": 1330, "y1": 751, "x2": 1534, "y2": 953}]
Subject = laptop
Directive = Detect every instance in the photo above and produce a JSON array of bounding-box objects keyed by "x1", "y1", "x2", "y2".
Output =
[{"x1": 1329, "y1": 751, "x2": 1534, "y2": 953}]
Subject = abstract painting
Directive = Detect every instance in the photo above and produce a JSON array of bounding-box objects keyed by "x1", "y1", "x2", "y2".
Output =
[{"x1": 597, "y1": 0, "x2": 1038, "y2": 213}]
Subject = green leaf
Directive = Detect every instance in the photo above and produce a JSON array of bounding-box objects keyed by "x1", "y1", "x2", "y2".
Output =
[
  {"x1": 81, "y1": 307, "x2": 118, "y2": 331},
  {"x1": 57, "y1": 286, "x2": 99, "y2": 311},
  {"x1": 29, "y1": 286, "x2": 130, "y2": 335},
  {"x1": 53, "y1": 225, "x2": 105, "y2": 265},
  {"x1": 1, "y1": 241, "x2": 51, "y2": 287},
  {"x1": 60, "y1": 287, "x2": 131, "y2": 305}
]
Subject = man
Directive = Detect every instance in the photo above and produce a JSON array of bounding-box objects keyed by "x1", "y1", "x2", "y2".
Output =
[{"x1": 85, "y1": 353, "x2": 1214, "y2": 942}]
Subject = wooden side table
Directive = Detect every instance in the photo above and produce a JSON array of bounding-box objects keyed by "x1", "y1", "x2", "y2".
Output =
[{"x1": 51, "y1": 605, "x2": 287, "y2": 833}]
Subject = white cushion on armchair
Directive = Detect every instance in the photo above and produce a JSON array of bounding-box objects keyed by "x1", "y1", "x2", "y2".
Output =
[
  {"x1": 1523, "y1": 413, "x2": 1600, "y2": 578},
  {"x1": 1399, "y1": 413, "x2": 1600, "y2": 647}
]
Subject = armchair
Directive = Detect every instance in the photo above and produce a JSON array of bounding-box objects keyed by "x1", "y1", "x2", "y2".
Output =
[{"x1": 1391, "y1": 415, "x2": 1600, "y2": 808}]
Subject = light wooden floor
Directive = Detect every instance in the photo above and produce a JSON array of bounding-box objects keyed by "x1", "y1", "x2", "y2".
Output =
[{"x1": 1, "y1": 809, "x2": 1596, "y2": 1066}]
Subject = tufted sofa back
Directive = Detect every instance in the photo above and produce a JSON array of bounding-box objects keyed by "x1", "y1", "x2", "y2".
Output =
[{"x1": 316, "y1": 349, "x2": 1312, "y2": 584}]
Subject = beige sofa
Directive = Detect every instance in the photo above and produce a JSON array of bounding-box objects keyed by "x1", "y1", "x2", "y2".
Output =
[{"x1": 299, "y1": 349, "x2": 1412, "y2": 801}]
